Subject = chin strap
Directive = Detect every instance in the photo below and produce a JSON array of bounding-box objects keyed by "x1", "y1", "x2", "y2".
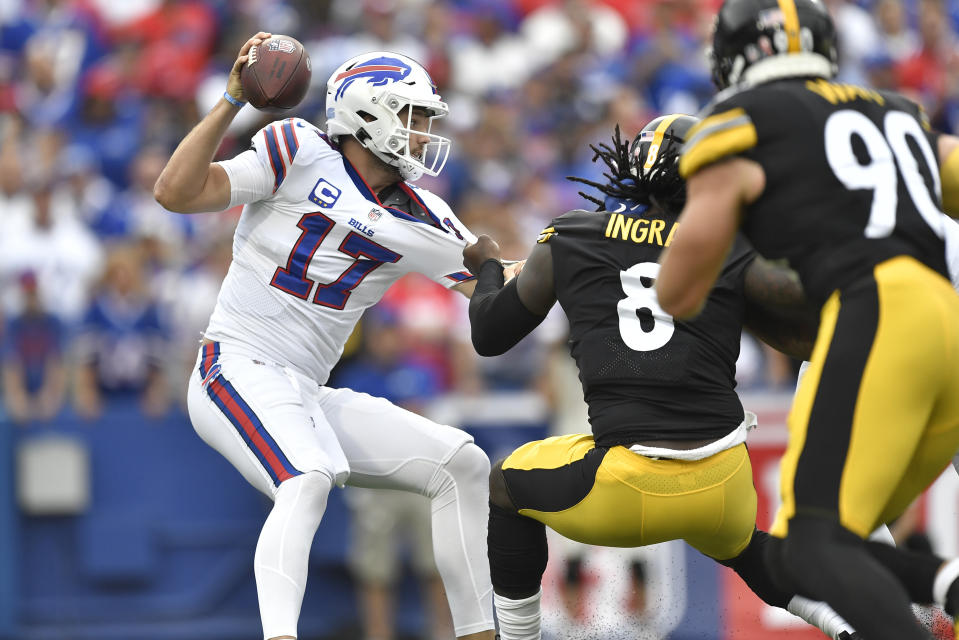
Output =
[
  {"x1": 352, "y1": 131, "x2": 427, "y2": 182},
  {"x1": 354, "y1": 127, "x2": 373, "y2": 145},
  {"x1": 397, "y1": 160, "x2": 423, "y2": 181}
]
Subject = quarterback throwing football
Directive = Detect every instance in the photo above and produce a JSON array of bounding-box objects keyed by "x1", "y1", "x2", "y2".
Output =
[{"x1": 154, "y1": 34, "x2": 495, "y2": 640}]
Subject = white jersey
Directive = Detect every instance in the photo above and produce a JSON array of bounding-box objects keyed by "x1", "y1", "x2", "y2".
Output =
[{"x1": 206, "y1": 118, "x2": 476, "y2": 384}]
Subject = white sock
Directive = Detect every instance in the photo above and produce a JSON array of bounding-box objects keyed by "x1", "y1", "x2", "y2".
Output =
[
  {"x1": 933, "y1": 558, "x2": 959, "y2": 608},
  {"x1": 787, "y1": 595, "x2": 855, "y2": 639},
  {"x1": 255, "y1": 471, "x2": 332, "y2": 640},
  {"x1": 425, "y1": 444, "x2": 495, "y2": 636},
  {"x1": 494, "y1": 590, "x2": 542, "y2": 640}
]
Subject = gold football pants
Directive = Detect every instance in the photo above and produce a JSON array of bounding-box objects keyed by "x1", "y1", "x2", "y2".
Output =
[
  {"x1": 501, "y1": 434, "x2": 757, "y2": 560},
  {"x1": 772, "y1": 256, "x2": 959, "y2": 538}
]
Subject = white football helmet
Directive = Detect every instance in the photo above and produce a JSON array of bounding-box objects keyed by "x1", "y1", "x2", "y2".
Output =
[{"x1": 326, "y1": 51, "x2": 450, "y2": 181}]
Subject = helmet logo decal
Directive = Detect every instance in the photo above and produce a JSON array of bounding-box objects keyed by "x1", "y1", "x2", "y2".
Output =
[
  {"x1": 774, "y1": 0, "x2": 802, "y2": 52},
  {"x1": 710, "y1": 0, "x2": 836, "y2": 89},
  {"x1": 334, "y1": 56, "x2": 413, "y2": 99},
  {"x1": 642, "y1": 114, "x2": 682, "y2": 172}
]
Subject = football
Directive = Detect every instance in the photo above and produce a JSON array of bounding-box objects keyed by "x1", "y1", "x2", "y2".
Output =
[{"x1": 240, "y1": 35, "x2": 311, "y2": 113}]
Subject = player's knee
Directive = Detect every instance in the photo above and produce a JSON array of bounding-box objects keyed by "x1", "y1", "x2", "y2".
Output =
[
  {"x1": 719, "y1": 529, "x2": 792, "y2": 608},
  {"x1": 448, "y1": 442, "x2": 490, "y2": 485},
  {"x1": 489, "y1": 458, "x2": 516, "y2": 512},
  {"x1": 428, "y1": 443, "x2": 490, "y2": 499},
  {"x1": 762, "y1": 531, "x2": 796, "y2": 593},
  {"x1": 276, "y1": 471, "x2": 333, "y2": 514}
]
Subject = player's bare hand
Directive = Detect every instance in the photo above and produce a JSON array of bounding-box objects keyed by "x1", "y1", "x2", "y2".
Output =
[
  {"x1": 463, "y1": 235, "x2": 501, "y2": 274},
  {"x1": 227, "y1": 32, "x2": 272, "y2": 103},
  {"x1": 503, "y1": 259, "x2": 526, "y2": 283}
]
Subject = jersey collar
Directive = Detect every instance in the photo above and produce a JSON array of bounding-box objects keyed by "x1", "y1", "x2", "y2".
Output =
[{"x1": 338, "y1": 149, "x2": 446, "y2": 231}]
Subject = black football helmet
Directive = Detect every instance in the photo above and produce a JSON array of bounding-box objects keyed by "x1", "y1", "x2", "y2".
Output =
[
  {"x1": 710, "y1": 0, "x2": 838, "y2": 90},
  {"x1": 629, "y1": 114, "x2": 699, "y2": 215}
]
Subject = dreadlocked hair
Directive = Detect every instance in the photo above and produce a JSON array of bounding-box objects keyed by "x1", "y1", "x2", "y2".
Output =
[
  {"x1": 567, "y1": 124, "x2": 685, "y2": 214},
  {"x1": 566, "y1": 125, "x2": 643, "y2": 211},
  {"x1": 646, "y1": 138, "x2": 684, "y2": 214}
]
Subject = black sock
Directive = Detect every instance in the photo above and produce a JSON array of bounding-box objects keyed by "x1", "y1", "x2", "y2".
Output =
[
  {"x1": 865, "y1": 539, "x2": 941, "y2": 604},
  {"x1": 775, "y1": 516, "x2": 933, "y2": 640},
  {"x1": 718, "y1": 528, "x2": 792, "y2": 608},
  {"x1": 488, "y1": 502, "x2": 548, "y2": 599}
]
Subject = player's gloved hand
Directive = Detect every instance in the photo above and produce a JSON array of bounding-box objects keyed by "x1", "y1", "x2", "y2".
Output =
[
  {"x1": 227, "y1": 32, "x2": 273, "y2": 104},
  {"x1": 463, "y1": 234, "x2": 501, "y2": 274}
]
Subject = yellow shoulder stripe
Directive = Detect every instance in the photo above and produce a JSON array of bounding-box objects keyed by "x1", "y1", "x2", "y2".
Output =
[
  {"x1": 918, "y1": 104, "x2": 932, "y2": 132},
  {"x1": 684, "y1": 107, "x2": 750, "y2": 145},
  {"x1": 537, "y1": 226, "x2": 557, "y2": 243},
  {"x1": 679, "y1": 108, "x2": 757, "y2": 178}
]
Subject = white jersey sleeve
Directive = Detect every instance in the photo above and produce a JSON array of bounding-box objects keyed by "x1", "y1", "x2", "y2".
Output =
[
  {"x1": 217, "y1": 150, "x2": 272, "y2": 207},
  {"x1": 216, "y1": 118, "x2": 324, "y2": 207}
]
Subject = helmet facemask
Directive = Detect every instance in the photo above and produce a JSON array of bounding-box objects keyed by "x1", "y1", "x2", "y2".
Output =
[{"x1": 364, "y1": 92, "x2": 450, "y2": 181}]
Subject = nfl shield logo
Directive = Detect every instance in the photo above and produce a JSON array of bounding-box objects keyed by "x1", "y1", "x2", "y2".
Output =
[
  {"x1": 269, "y1": 39, "x2": 297, "y2": 54},
  {"x1": 368, "y1": 209, "x2": 382, "y2": 222}
]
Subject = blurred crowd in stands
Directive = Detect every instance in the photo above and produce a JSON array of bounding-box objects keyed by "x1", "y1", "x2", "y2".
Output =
[{"x1": 2, "y1": 0, "x2": 958, "y2": 427}]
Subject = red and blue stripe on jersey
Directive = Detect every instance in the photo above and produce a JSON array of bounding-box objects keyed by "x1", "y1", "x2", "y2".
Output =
[
  {"x1": 198, "y1": 341, "x2": 220, "y2": 381},
  {"x1": 445, "y1": 271, "x2": 474, "y2": 282},
  {"x1": 261, "y1": 119, "x2": 301, "y2": 193},
  {"x1": 198, "y1": 342, "x2": 301, "y2": 486}
]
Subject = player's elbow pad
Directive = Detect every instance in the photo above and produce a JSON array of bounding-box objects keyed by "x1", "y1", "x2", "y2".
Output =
[{"x1": 469, "y1": 278, "x2": 546, "y2": 357}]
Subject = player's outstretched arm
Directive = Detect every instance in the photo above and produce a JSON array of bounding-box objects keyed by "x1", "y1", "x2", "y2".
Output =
[
  {"x1": 154, "y1": 32, "x2": 271, "y2": 214},
  {"x1": 742, "y1": 257, "x2": 819, "y2": 361},
  {"x1": 463, "y1": 236, "x2": 554, "y2": 356},
  {"x1": 658, "y1": 157, "x2": 763, "y2": 318}
]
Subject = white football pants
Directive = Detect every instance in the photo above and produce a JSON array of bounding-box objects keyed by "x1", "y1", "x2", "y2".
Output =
[{"x1": 187, "y1": 341, "x2": 494, "y2": 638}]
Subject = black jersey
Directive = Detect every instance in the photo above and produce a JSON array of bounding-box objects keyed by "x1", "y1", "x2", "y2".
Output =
[
  {"x1": 543, "y1": 207, "x2": 756, "y2": 447},
  {"x1": 681, "y1": 78, "x2": 949, "y2": 304}
]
